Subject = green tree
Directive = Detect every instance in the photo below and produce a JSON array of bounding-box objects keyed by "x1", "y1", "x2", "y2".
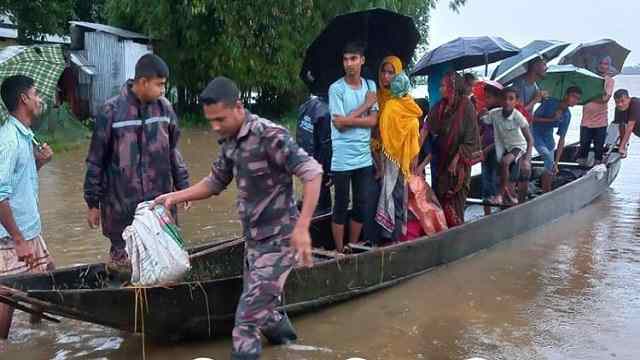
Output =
[
  {"x1": 104, "y1": 0, "x2": 466, "y2": 117},
  {"x1": 0, "y1": 0, "x2": 107, "y2": 43}
]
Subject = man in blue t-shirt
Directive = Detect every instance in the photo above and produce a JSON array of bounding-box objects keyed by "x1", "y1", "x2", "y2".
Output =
[
  {"x1": 533, "y1": 86, "x2": 582, "y2": 192},
  {"x1": 328, "y1": 41, "x2": 378, "y2": 252}
]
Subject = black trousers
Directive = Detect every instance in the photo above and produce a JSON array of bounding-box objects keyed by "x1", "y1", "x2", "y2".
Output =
[
  {"x1": 332, "y1": 166, "x2": 375, "y2": 225},
  {"x1": 579, "y1": 126, "x2": 607, "y2": 161}
]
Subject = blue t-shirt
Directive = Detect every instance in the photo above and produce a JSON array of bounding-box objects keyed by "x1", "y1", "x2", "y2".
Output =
[
  {"x1": 328, "y1": 77, "x2": 378, "y2": 171},
  {"x1": 0, "y1": 116, "x2": 41, "y2": 240},
  {"x1": 533, "y1": 98, "x2": 571, "y2": 137},
  {"x1": 511, "y1": 77, "x2": 540, "y2": 107}
]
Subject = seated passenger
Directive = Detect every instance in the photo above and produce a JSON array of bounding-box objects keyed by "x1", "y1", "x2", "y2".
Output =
[{"x1": 482, "y1": 87, "x2": 533, "y2": 205}]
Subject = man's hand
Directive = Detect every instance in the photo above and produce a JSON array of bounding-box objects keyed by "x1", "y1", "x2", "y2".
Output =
[
  {"x1": 448, "y1": 154, "x2": 459, "y2": 175},
  {"x1": 553, "y1": 109, "x2": 564, "y2": 119},
  {"x1": 35, "y1": 143, "x2": 53, "y2": 165},
  {"x1": 87, "y1": 208, "x2": 100, "y2": 229},
  {"x1": 365, "y1": 91, "x2": 377, "y2": 108},
  {"x1": 153, "y1": 192, "x2": 179, "y2": 209},
  {"x1": 552, "y1": 162, "x2": 559, "y2": 175},
  {"x1": 619, "y1": 146, "x2": 628, "y2": 159},
  {"x1": 13, "y1": 233, "x2": 34, "y2": 266},
  {"x1": 332, "y1": 115, "x2": 351, "y2": 132},
  {"x1": 291, "y1": 225, "x2": 313, "y2": 268}
]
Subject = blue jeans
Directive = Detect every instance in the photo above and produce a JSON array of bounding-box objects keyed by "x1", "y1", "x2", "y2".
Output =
[
  {"x1": 481, "y1": 148, "x2": 498, "y2": 199},
  {"x1": 533, "y1": 128, "x2": 556, "y2": 174}
]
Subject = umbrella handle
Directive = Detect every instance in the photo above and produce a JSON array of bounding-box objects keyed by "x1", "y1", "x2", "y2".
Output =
[{"x1": 484, "y1": 52, "x2": 489, "y2": 77}]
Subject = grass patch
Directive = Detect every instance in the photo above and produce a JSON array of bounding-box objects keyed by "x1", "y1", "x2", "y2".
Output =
[
  {"x1": 278, "y1": 109, "x2": 298, "y2": 132},
  {"x1": 34, "y1": 104, "x2": 91, "y2": 152},
  {"x1": 179, "y1": 112, "x2": 209, "y2": 128}
]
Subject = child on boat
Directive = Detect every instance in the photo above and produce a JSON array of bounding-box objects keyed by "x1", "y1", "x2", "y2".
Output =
[{"x1": 481, "y1": 87, "x2": 533, "y2": 205}]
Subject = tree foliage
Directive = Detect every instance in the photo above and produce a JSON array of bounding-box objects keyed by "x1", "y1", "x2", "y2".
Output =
[
  {"x1": 1, "y1": 0, "x2": 466, "y2": 116},
  {"x1": 0, "y1": 0, "x2": 107, "y2": 42}
]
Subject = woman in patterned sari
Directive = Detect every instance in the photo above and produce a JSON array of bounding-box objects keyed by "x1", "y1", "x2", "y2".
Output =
[{"x1": 428, "y1": 71, "x2": 481, "y2": 226}]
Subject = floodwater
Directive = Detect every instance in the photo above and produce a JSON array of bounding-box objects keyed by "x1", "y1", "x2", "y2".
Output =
[{"x1": 3, "y1": 76, "x2": 640, "y2": 359}]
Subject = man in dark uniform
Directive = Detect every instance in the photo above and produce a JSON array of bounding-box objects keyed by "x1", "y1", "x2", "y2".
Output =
[
  {"x1": 154, "y1": 77, "x2": 322, "y2": 360},
  {"x1": 84, "y1": 54, "x2": 190, "y2": 265},
  {"x1": 296, "y1": 94, "x2": 332, "y2": 213}
]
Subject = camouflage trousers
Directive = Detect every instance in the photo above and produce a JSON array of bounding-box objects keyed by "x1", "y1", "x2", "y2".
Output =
[{"x1": 232, "y1": 235, "x2": 296, "y2": 356}]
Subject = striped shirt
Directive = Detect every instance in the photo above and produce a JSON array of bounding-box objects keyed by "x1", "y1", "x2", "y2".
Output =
[{"x1": 0, "y1": 116, "x2": 41, "y2": 240}]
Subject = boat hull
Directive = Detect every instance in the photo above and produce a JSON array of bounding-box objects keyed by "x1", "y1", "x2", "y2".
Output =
[{"x1": 0, "y1": 150, "x2": 622, "y2": 340}]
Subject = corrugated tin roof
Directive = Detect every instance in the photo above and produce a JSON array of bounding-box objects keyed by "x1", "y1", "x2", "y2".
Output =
[
  {"x1": 69, "y1": 21, "x2": 149, "y2": 40},
  {"x1": 0, "y1": 27, "x2": 18, "y2": 39},
  {"x1": 70, "y1": 51, "x2": 96, "y2": 75}
]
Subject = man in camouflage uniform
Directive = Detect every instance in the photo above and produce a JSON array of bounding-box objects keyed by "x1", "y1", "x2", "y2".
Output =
[
  {"x1": 84, "y1": 54, "x2": 190, "y2": 265},
  {"x1": 155, "y1": 77, "x2": 322, "y2": 360}
]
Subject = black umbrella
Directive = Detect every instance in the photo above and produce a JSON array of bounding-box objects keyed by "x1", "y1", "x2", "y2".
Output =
[
  {"x1": 300, "y1": 8, "x2": 420, "y2": 95},
  {"x1": 412, "y1": 36, "x2": 520, "y2": 76}
]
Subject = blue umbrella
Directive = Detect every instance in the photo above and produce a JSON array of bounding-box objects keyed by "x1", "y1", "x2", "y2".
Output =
[
  {"x1": 559, "y1": 39, "x2": 630, "y2": 76},
  {"x1": 491, "y1": 40, "x2": 570, "y2": 84},
  {"x1": 412, "y1": 36, "x2": 520, "y2": 76}
]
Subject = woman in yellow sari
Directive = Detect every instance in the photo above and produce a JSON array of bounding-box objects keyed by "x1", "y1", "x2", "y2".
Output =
[{"x1": 374, "y1": 69, "x2": 447, "y2": 242}]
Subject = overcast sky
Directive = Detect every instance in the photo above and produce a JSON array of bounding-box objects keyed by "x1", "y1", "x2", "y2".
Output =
[{"x1": 429, "y1": 0, "x2": 640, "y2": 65}]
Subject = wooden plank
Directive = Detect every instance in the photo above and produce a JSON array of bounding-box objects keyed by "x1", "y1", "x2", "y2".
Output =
[
  {"x1": 466, "y1": 198, "x2": 511, "y2": 209},
  {"x1": 531, "y1": 161, "x2": 587, "y2": 169},
  {"x1": 347, "y1": 243, "x2": 373, "y2": 252}
]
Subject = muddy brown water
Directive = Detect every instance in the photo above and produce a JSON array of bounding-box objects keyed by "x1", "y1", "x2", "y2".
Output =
[{"x1": 3, "y1": 77, "x2": 640, "y2": 359}]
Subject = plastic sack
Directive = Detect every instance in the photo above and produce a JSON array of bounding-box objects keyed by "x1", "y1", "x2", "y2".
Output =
[{"x1": 123, "y1": 201, "x2": 190, "y2": 286}]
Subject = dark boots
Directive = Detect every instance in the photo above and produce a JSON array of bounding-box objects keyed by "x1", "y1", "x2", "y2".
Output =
[
  {"x1": 261, "y1": 313, "x2": 298, "y2": 345},
  {"x1": 230, "y1": 352, "x2": 260, "y2": 360}
]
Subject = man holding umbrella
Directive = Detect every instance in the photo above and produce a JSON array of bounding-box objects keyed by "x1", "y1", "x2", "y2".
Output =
[
  {"x1": 533, "y1": 86, "x2": 583, "y2": 192},
  {"x1": 0, "y1": 75, "x2": 55, "y2": 339}
]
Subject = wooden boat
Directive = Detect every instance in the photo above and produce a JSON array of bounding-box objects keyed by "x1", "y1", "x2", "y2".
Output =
[{"x1": 0, "y1": 144, "x2": 622, "y2": 341}]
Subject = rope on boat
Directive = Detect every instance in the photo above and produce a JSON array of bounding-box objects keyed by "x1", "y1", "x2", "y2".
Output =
[
  {"x1": 380, "y1": 249, "x2": 385, "y2": 284},
  {"x1": 196, "y1": 281, "x2": 213, "y2": 337},
  {"x1": 134, "y1": 287, "x2": 149, "y2": 360}
]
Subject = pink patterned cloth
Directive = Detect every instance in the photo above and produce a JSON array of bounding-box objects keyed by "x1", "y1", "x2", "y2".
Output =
[{"x1": 581, "y1": 76, "x2": 615, "y2": 128}]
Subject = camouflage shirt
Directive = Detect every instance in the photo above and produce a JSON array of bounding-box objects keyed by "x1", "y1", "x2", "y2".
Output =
[
  {"x1": 205, "y1": 112, "x2": 322, "y2": 241},
  {"x1": 84, "y1": 81, "x2": 190, "y2": 239}
]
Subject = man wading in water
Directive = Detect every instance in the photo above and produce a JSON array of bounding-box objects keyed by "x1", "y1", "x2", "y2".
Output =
[
  {"x1": 0, "y1": 75, "x2": 55, "y2": 340},
  {"x1": 154, "y1": 77, "x2": 322, "y2": 360},
  {"x1": 84, "y1": 54, "x2": 190, "y2": 266}
]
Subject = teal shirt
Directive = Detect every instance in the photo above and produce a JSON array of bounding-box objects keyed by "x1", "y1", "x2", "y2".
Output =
[
  {"x1": 328, "y1": 77, "x2": 377, "y2": 171},
  {"x1": 0, "y1": 116, "x2": 41, "y2": 240}
]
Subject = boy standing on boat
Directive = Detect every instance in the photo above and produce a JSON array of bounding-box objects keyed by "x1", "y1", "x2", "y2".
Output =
[
  {"x1": 0, "y1": 75, "x2": 55, "y2": 339},
  {"x1": 328, "y1": 41, "x2": 379, "y2": 252},
  {"x1": 533, "y1": 86, "x2": 582, "y2": 192},
  {"x1": 83, "y1": 54, "x2": 191, "y2": 266},
  {"x1": 154, "y1": 77, "x2": 322, "y2": 360},
  {"x1": 481, "y1": 87, "x2": 533, "y2": 205},
  {"x1": 512, "y1": 57, "x2": 548, "y2": 119},
  {"x1": 613, "y1": 89, "x2": 640, "y2": 158}
]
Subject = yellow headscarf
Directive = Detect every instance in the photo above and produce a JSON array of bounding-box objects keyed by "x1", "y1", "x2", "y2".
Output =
[
  {"x1": 377, "y1": 56, "x2": 404, "y2": 113},
  {"x1": 379, "y1": 77, "x2": 423, "y2": 179},
  {"x1": 372, "y1": 56, "x2": 404, "y2": 153}
]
